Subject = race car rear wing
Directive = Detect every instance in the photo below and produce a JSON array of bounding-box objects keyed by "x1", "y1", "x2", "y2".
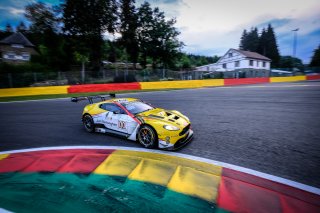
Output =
[{"x1": 71, "y1": 93, "x2": 116, "y2": 104}]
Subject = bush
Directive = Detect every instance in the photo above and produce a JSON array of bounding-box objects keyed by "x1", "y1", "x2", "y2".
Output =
[
  {"x1": 0, "y1": 62, "x2": 53, "y2": 73},
  {"x1": 0, "y1": 62, "x2": 54, "y2": 88}
]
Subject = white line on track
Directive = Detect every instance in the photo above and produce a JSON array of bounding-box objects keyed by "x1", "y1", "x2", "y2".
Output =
[{"x1": 1, "y1": 145, "x2": 319, "y2": 196}]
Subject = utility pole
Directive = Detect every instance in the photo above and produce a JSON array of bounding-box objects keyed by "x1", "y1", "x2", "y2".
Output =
[{"x1": 292, "y1": 28, "x2": 299, "y2": 58}]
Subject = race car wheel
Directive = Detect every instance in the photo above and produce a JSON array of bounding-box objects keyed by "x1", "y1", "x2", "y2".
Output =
[
  {"x1": 83, "y1": 114, "x2": 95, "y2": 133},
  {"x1": 138, "y1": 125, "x2": 157, "y2": 148}
]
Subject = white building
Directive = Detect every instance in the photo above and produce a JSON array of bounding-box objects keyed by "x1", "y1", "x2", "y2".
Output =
[{"x1": 196, "y1": 49, "x2": 271, "y2": 78}]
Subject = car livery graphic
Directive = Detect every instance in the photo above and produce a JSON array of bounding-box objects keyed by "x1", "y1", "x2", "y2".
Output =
[{"x1": 72, "y1": 94, "x2": 193, "y2": 150}]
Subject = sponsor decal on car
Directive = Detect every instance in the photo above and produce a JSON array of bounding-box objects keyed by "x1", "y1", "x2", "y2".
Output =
[{"x1": 118, "y1": 121, "x2": 126, "y2": 129}]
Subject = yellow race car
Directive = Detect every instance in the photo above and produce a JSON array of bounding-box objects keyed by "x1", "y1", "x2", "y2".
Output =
[{"x1": 71, "y1": 95, "x2": 193, "y2": 150}]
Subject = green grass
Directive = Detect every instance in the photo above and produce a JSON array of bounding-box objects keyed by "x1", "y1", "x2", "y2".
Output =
[{"x1": 0, "y1": 89, "x2": 184, "y2": 102}]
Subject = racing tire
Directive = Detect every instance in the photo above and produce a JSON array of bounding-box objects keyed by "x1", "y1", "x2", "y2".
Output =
[
  {"x1": 82, "y1": 114, "x2": 95, "y2": 133},
  {"x1": 137, "y1": 125, "x2": 158, "y2": 149}
]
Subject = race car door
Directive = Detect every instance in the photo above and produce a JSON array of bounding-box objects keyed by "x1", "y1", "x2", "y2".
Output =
[{"x1": 100, "y1": 103, "x2": 129, "y2": 134}]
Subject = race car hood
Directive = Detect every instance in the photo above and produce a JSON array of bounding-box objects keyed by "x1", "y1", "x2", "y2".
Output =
[{"x1": 137, "y1": 108, "x2": 190, "y2": 128}]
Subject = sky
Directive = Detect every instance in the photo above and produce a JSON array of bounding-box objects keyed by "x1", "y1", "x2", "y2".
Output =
[{"x1": 1, "y1": 0, "x2": 319, "y2": 63}]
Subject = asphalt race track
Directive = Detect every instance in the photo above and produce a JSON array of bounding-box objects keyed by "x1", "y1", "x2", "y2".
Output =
[{"x1": 1, "y1": 81, "x2": 320, "y2": 188}]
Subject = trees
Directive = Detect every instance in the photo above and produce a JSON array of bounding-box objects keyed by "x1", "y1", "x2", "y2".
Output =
[
  {"x1": 137, "y1": 2, "x2": 182, "y2": 68},
  {"x1": 264, "y1": 24, "x2": 280, "y2": 67},
  {"x1": 16, "y1": 22, "x2": 28, "y2": 33},
  {"x1": 239, "y1": 30, "x2": 248, "y2": 50},
  {"x1": 1, "y1": 0, "x2": 185, "y2": 73},
  {"x1": 62, "y1": 0, "x2": 118, "y2": 71},
  {"x1": 25, "y1": 2, "x2": 66, "y2": 70},
  {"x1": 119, "y1": 0, "x2": 139, "y2": 68},
  {"x1": 239, "y1": 28, "x2": 259, "y2": 52},
  {"x1": 310, "y1": 45, "x2": 320, "y2": 67},
  {"x1": 74, "y1": 52, "x2": 89, "y2": 82},
  {"x1": 279, "y1": 56, "x2": 303, "y2": 70},
  {"x1": 239, "y1": 24, "x2": 280, "y2": 67},
  {"x1": 25, "y1": 2, "x2": 59, "y2": 34},
  {"x1": 257, "y1": 28, "x2": 267, "y2": 55}
]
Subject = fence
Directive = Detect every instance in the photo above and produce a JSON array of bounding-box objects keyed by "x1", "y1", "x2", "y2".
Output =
[
  {"x1": 0, "y1": 68, "x2": 319, "y2": 88},
  {"x1": 0, "y1": 69, "x2": 215, "y2": 88}
]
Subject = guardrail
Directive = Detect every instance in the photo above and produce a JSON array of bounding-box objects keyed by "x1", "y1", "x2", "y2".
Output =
[{"x1": 0, "y1": 75, "x2": 319, "y2": 98}]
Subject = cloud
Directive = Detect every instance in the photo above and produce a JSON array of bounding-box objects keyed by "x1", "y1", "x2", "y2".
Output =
[
  {"x1": 0, "y1": 0, "x2": 64, "y2": 30},
  {"x1": 0, "y1": 0, "x2": 34, "y2": 30},
  {"x1": 157, "y1": 0, "x2": 320, "y2": 63}
]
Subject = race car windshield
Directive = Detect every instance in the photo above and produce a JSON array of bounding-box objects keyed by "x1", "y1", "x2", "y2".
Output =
[{"x1": 121, "y1": 101, "x2": 154, "y2": 115}]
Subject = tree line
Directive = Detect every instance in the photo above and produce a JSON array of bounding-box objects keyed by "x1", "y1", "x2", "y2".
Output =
[
  {"x1": 239, "y1": 24, "x2": 319, "y2": 69},
  {"x1": 0, "y1": 0, "x2": 219, "y2": 73},
  {"x1": 1, "y1": 0, "x2": 319, "y2": 73}
]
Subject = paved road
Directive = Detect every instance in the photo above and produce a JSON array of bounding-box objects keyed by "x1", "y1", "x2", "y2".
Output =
[{"x1": 1, "y1": 81, "x2": 320, "y2": 188}]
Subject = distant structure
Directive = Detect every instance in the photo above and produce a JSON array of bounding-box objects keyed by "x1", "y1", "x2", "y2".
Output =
[
  {"x1": 0, "y1": 32, "x2": 37, "y2": 64},
  {"x1": 195, "y1": 48, "x2": 271, "y2": 78}
]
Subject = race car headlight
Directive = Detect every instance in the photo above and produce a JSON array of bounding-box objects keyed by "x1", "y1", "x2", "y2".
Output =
[{"x1": 163, "y1": 125, "x2": 180, "y2": 131}]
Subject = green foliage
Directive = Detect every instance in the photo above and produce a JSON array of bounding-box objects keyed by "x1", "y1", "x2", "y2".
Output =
[
  {"x1": 74, "y1": 52, "x2": 89, "y2": 63},
  {"x1": 310, "y1": 45, "x2": 320, "y2": 67},
  {"x1": 25, "y1": 2, "x2": 59, "y2": 34},
  {"x1": 264, "y1": 24, "x2": 280, "y2": 67},
  {"x1": 24, "y1": 3, "x2": 68, "y2": 70},
  {"x1": 239, "y1": 24, "x2": 280, "y2": 67},
  {"x1": 119, "y1": 0, "x2": 139, "y2": 66},
  {"x1": 62, "y1": 0, "x2": 117, "y2": 36},
  {"x1": 0, "y1": 62, "x2": 55, "y2": 87},
  {"x1": 239, "y1": 28, "x2": 259, "y2": 52},
  {"x1": 62, "y1": 0, "x2": 118, "y2": 70},
  {"x1": 103, "y1": 40, "x2": 123, "y2": 63},
  {"x1": 1, "y1": 0, "x2": 215, "y2": 76},
  {"x1": 0, "y1": 62, "x2": 48, "y2": 73},
  {"x1": 137, "y1": 2, "x2": 182, "y2": 68},
  {"x1": 239, "y1": 29, "x2": 247, "y2": 50},
  {"x1": 279, "y1": 56, "x2": 304, "y2": 70}
]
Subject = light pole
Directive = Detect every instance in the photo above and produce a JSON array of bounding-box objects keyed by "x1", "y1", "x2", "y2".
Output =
[{"x1": 292, "y1": 28, "x2": 299, "y2": 58}]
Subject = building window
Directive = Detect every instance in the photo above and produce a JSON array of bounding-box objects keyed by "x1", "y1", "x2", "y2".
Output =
[
  {"x1": 223, "y1": 63, "x2": 227, "y2": 68},
  {"x1": 249, "y1": 60, "x2": 254, "y2": 66},
  {"x1": 7, "y1": 52, "x2": 16, "y2": 59},
  {"x1": 22, "y1": 53, "x2": 30, "y2": 61},
  {"x1": 235, "y1": 61, "x2": 240, "y2": 67},
  {"x1": 228, "y1": 53, "x2": 233, "y2": 57},
  {"x1": 263, "y1": 62, "x2": 266, "y2": 67},
  {"x1": 257, "y1": 61, "x2": 259, "y2": 67}
]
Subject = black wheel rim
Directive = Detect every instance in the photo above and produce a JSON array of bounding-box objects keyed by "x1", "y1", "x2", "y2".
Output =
[
  {"x1": 139, "y1": 127, "x2": 154, "y2": 147},
  {"x1": 84, "y1": 116, "x2": 93, "y2": 130}
]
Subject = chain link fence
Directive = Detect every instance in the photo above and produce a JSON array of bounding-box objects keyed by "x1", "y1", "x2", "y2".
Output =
[
  {"x1": 0, "y1": 69, "x2": 214, "y2": 88},
  {"x1": 1, "y1": 67, "x2": 319, "y2": 88}
]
